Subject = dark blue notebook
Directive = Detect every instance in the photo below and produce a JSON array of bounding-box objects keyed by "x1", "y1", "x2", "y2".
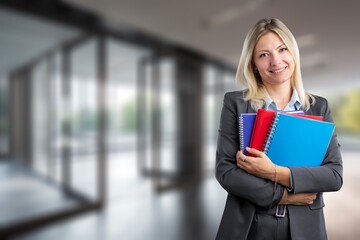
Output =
[
  {"x1": 263, "y1": 113, "x2": 335, "y2": 167},
  {"x1": 239, "y1": 113, "x2": 256, "y2": 154}
]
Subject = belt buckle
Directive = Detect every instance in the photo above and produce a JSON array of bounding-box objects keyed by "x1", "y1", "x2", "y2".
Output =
[{"x1": 275, "y1": 205, "x2": 286, "y2": 218}]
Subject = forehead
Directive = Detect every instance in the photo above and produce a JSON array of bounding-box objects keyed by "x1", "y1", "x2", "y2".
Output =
[{"x1": 254, "y1": 32, "x2": 284, "y2": 51}]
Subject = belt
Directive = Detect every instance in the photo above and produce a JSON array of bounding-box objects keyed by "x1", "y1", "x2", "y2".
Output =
[{"x1": 256, "y1": 205, "x2": 287, "y2": 218}]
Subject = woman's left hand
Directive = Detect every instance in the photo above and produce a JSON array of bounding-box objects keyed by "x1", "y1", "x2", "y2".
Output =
[{"x1": 236, "y1": 147, "x2": 276, "y2": 180}]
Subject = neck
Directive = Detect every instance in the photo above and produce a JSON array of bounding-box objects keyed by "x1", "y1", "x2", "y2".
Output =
[{"x1": 265, "y1": 85, "x2": 292, "y2": 109}]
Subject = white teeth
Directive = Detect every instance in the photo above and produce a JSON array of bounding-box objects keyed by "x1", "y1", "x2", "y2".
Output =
[{"x1": 271, "y1": 67, "x2": 285, "y2": 73}]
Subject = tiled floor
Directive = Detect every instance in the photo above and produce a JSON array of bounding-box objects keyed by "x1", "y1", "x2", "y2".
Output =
[
  {"x1": 9, "y1": 177, "x2": 225, "y2": 240},
  {"x1": 2, "y1": 149, "x2": 360, "y2": 240},
  {"x1": 0, "y1": 163, "x2": 82, "y2": 227},
  {"x1": 323, "y1": 150, "x2": 360, "y2": 240}
]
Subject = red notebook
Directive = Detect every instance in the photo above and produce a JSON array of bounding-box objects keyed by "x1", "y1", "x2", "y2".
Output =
[
  {"x1": 249, "y1": 109, "x2": 323, "y2": 156},
  {"x1": 249, "y1": 109, "x2": 276, "y2": 155},
  {"x1": 286, "y1": 113, "x2": 323, "y2": 121}
]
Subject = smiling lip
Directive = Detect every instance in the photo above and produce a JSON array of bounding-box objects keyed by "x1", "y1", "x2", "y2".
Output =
[{"x1": 269, "y1": 67, "x2": 287, "y2": 73}]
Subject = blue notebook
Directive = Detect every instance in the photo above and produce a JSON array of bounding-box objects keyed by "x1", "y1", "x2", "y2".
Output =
[
  {"x1": 263, "y1": 113, "x2": 335, "y2": 167},
  {"x1": 239, "y1": 113, "x2": 256, "y2": 154}
]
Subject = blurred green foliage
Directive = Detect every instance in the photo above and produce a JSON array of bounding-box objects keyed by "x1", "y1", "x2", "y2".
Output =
[
  {"x1": 330, "y1": 89, "x2": 360, "y2": 135},
  {"x1": 121, "y1": 99, "x2": 137, "y2": 133}
]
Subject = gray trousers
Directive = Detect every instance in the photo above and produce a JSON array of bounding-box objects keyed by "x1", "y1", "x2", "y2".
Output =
[{"x1": 248, "y1": 205, "x2": 291, "y2": 240}]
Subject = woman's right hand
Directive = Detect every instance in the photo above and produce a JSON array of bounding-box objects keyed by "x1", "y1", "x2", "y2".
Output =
[{"x1": 280, "y1": 190, "x2": 318, "y2": 205}]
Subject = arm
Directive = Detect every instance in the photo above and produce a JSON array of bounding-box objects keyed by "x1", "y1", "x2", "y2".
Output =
[
  {"x1": 237, "y1": 147, "x2": 318, "y2": 206},
  {"x1": 215, "y1": 92, "x2": 284, "y2": 209}
]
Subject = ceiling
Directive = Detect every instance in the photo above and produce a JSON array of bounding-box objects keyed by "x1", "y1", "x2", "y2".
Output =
[
  {"x1": 0, "y1": 7, "x2": 82, "y2": 75},
  {"x1": 63, "y1": 0, "x2": 360, "y2": 91}
]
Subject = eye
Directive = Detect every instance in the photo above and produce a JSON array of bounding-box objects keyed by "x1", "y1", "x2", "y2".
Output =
[
  {"x1": 279, "y1": 47, "x2": 288, "y2": 52},
  {"x1": 259, "y1": 53, "x2": 269, "y2": 58}
]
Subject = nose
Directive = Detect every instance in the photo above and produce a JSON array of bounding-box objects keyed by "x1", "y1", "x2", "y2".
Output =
[{"x1": 270, "y1": 53, "x2": 282, "y2": 66}]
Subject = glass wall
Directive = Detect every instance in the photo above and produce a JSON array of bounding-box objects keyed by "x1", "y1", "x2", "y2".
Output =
[
  {"x1": 202, "y1": 65, "x2": 218, "y2": 175},
  {"x1": 31, "y1": 59, "x2": 51, "y2": 176},
  {"x1": 137, "y1": 56, "x2": 180, "y2": 190},
  {"x1": 0, "y1": 6, "x2": 109, "y2": 234},
  {"x1": 158, "y1": 59, "x2": 178, "y2": 177},
  {"x1": 106, "y1": 38, "x2": 151, "y2": 202},
  {"x1": 69, "y1": 37, "x2": 98, "y2": 199},
  {"x1": 53, "y1": 52, "x2": 65, "y2": 183},
  {"x1": 202, "y1": 64, "x2": 236, "y2": 175},
  {"x1": 14, "y1": 37, "x2": 102, "y2": 200}
]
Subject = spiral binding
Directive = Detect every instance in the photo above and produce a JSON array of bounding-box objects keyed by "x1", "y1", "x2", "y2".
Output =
[
  {"x1": 239, "y1": 115, "x2": 244, "y2": 150},
  {"x1": 263, "y1": 113, "x2": 281, "y2": 153}
]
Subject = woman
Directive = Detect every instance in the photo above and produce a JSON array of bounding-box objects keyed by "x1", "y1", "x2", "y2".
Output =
[{"x1": 215, "y1": 18, "x2": 343, "y2": 240}]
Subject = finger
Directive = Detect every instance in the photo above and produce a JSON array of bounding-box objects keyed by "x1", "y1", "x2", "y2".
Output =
[
  {"x1": 237, "y1": 157, "x2": 245, "y2": 168},
  {"x1": 308, "y1": 194, "x2": 317, "y2": 204},
  {"x1": 236, "y1": 150, "x2": 243, "y2": 159},
  {"x1": 245, "y1": 147, "x2": 263, "y2": 157},
  {"x1": 313, "y1": 193, "x2": 317, "y2": 201},
  {"x1": 236, "y1": 151, "x2": 247, "y2": 167},
  {"x1": 237, "y1": 151, "x2": 247, "y2": 161},
  {"x1": 236, "y1": 151, "x2": 241, "y2": 166}
]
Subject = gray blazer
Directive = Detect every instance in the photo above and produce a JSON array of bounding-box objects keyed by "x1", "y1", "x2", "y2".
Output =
[{"x1": 215, "y1": 90, "x2": 343, "y2": 240}]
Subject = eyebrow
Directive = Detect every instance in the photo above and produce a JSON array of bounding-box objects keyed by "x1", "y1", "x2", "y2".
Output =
[
  {"x1": 256, "y1": 43, "x2": 286, "y2": 53},
  {"x1": 276, "y1": 43, "x2": 286, "y2": 50}
]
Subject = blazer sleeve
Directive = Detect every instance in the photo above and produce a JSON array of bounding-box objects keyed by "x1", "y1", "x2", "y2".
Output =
[
  {"x1": 290, "y1": 97, "x2": 343, "y2": 193},
  {"x1": 215, "y1": 92, "x2": 284, "y2": 209}
]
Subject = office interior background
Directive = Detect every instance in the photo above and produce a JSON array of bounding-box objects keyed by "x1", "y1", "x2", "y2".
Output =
[{"x1": 0, "y1": 1, "x2": 360, "y2": 239}]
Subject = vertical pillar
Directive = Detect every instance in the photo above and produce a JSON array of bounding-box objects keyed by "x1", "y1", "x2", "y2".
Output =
[
  {"x1": 175, "y1": 54, "x2": 203, "y2": 180},
  {"x1": 9, "y1": 70, "x2": 29, "y2": 165}
]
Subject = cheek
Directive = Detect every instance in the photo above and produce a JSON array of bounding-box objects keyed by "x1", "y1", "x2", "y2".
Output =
[
  {"x1": 257, "y1": 68, "x2": 268, "y2": 80},
  {"x1": 284, "y1": 54, "x2": 295, "y2": 67},
  {"x1": 288, "y1": 59, "x2": 295, "y2": 72},
  {"x1": 254, "y1": 60, "x2": 267, "y2": 72}
]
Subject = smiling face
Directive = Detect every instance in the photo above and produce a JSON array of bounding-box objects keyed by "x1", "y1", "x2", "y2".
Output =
[{"x1": 253, "y1": 31, "x2": 295, "y2": 87}]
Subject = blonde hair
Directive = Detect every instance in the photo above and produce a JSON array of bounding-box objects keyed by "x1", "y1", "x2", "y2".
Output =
[{"x1": 236, "y1": 18, "x2": 314, "y2": 110}]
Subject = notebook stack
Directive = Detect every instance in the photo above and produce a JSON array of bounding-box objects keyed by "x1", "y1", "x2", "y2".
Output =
[{"x1": 239, "y1": 109, "x2": 334, "y2": 167}]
